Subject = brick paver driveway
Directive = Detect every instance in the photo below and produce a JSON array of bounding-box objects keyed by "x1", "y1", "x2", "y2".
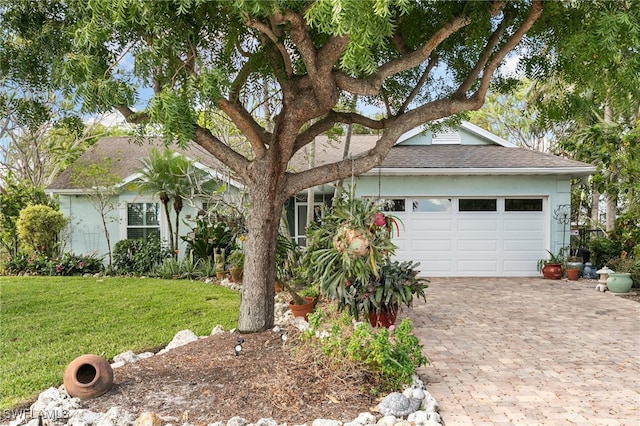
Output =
[{"x1": 407, "y1": 277, "x2": 640, "y2": 425}]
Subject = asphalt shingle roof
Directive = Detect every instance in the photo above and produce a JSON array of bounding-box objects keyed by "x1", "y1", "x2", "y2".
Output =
[
  {"x1": 47, "y1": 133, "x2": 595, "y2": 191},
  {"x1": 47, "y1": 137, "x2": 223, "y2": 190},
  {"x1": 379, "y1": 144, "x2": 591, "y2": 170}
]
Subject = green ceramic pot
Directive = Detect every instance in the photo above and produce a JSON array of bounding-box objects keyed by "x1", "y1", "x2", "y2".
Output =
[{"x1": 606, "y1": 273, "x2": 633, "y2": 294}]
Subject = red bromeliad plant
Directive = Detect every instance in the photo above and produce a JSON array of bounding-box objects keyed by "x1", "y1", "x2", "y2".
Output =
[{"x1": 304, "y1": 190, "x2": 424, "y2": 320}]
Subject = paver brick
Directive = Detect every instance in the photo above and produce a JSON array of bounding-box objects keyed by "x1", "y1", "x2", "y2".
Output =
[{"x1": 405, "y1": 278, "x2": 640, "y2": 425}]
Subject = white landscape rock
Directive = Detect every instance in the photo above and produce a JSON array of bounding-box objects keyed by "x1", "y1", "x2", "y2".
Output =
[
  {"x1": 211, "y1": 325, "x2": 225, "y2": 335},
  {"x1": 226, "y1": 417, "x2": 249, "y2": 426},
  {"x1": 94, "y1": 406, "x2": 136, "y2": 426},
  {"x1": 344, "y1": 412, "x2": 377, "y2": 426},
  {"x1": 113, "y1": 350, "x2": 141, "y2": 364},
  {"x1": 158, "y1": 329, "x2": 199, "y2": 354},
  {"x1": 312, "y1": 420, "x2": 342, "y2": 426}
]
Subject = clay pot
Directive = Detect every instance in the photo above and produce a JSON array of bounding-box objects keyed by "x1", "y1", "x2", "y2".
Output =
[
  {"x1": 566, "y1": 268, "x2": 580, "y2": 281},
  {"x1": 542, "y1": 263, "x2": 563, "y2": 280},
  {"x1": 63, "y1": 354, "x2": 113, "y2": 400},
  {"x1": 368, "y1": 307, "x2": 398, "y2": 328},
  {"x1": 288, "y1": 296, "x2": 316, "y2": 321}
]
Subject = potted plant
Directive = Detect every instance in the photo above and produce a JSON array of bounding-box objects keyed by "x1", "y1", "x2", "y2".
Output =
[
  {"x1": 304, "y1": 190, "x2": 420, "y2": 327},
  {"x1": 227, "y1": 249, "x2": 244, "y2": 283},
  {"x1": 606, "y1": 253, "x2": 637, "y2": 294},
  {"x1": 274, "y1": 233, "x2": 317, "y2": 318},
  {"x1": 359, "y1": 260, "x2": 428, "y2": 327},
  {"x1": 537, "y1": 249, "x2": 565, "y2": 280}
]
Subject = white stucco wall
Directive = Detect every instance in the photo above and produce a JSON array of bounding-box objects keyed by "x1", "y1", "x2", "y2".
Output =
[{"x1": 57, "y1": 190, "x2": 209, "y2": 264}]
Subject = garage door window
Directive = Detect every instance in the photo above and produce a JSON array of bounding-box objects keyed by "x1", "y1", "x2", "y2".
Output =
[
  {"x1": 382, "y1": 199, "x2": 406, "y2": 212},
  {"x1": 505, "y1": 198, "x2": 543, "y2": 212},
  {"x1": 459, "y1": 198, "x2": 497, "y2": 212},
  {"x1": 412, "y1": 198, "x2": 452, "y2": 212}
]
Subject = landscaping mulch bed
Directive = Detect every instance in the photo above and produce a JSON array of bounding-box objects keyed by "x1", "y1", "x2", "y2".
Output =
[{"x1": 80, "y1": 328, "x2": 379, "y2": 425}]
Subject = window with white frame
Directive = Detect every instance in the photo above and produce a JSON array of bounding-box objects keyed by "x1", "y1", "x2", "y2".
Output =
[{"x1": 126, "y1": 202, "x2": 160, "y2": 240}]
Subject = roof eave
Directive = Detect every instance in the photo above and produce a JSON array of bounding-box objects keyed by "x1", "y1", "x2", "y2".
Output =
[{"x1": 366, "y1": 166, "x2": 597, "y2": 177}]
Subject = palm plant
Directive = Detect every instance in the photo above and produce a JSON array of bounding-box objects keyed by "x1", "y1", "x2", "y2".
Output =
[
  {"x1": 138, "y1": 148, "x2": 177, "y2": 251},
  {"x1": 138, "y1": 148, "x2": 205, "y2": 253},
  {"x1": 166, "y1": 154, "x2": 194, "y2": 252}
]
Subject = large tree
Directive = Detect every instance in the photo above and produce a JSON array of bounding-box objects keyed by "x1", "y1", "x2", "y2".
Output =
[{"x1": 3, "y1": 0, "x2": 594, "y2": 331}]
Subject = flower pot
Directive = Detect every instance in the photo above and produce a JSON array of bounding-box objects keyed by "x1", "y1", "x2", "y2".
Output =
[
  {"x1": 368, "y1": 307, "x2": 398, "y2": 328},
  {"x1": 288, "y1": 296, "x2": 316, "y2": 321},
  {"x1": 229, "y1": 267, "x2": 243, "y2": 283},
  {"x1": 606, "y1": 273, "x2": 633, "y2": 294},
  {"x1": 216, "y1": 270, "x2": 227, "y2": 280},
  {"x1": 542, "y1": 263, "x2": 563, "y2": 280},
  {"x1": 566, "y1": 268, "x2": 580, "y2": 281},
  {"x1": 63, "y1": 354, "x2": 113, "y2": 400}
]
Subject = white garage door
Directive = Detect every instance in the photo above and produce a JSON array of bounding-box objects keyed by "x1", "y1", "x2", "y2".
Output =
[{"x1": 388, "y1": 197, "x2": 547, "y2": 277}]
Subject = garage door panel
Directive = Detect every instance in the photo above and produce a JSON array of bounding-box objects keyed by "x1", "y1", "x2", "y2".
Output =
[
  {"x1": 457, "y1": 218, "x2": 498, "y2": 231},
  {"x1": 420, "y1": 260, "x2": 453, "y2": 273},
  {"x1": 457, "y1": 239, "x2": 497, "y2": 251},
  {"x1": 407, "y1": 218, "x2": 452, "y2": 231},
  {"x1": 409, "y1": 249, "x2": 452, "y2": 259},
  {"x1": 458, "y1": 260, "x2": 499, "y2": 272},
  {"x1": 503, "y1": 217, "x2": 545, "y2": 230},
  {"x1": 504, "y1": 260, "x2": 538, "y2": 273},
  {"x1": 503, "y1": 239, "x2": 545, "y2": 251},
  {"x1": 410, "y1": 239, "x2": 452, "y2": 251}
]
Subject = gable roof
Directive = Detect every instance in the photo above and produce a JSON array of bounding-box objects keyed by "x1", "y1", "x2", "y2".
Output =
[
  {"x1": 48, "y1": 122, "x2": 596, "y2": 193},
  {"x1": 46, "y1": 136, "x2": 235, "y2": 193},
  {"x1": 396, "y1": 121, "x2": 517, "y2": 147}
]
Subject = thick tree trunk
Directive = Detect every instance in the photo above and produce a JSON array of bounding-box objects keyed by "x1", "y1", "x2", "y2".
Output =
[
  {"x1": 590, "y1": 190, "x2": 600, "y2": 227},
  {"x1": 605, "y1": 194, "x2": 616, "y2": 232},
  {"x1": 238, "y1": 173, "x2": 284, "y2": 332}
]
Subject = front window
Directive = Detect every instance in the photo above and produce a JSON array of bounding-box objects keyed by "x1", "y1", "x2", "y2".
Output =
[{"x1": 127, "y1": 202, "x2": 160, "y2": 240}]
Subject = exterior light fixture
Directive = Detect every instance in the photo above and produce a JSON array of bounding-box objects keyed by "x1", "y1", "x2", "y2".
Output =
[{"x1": 234, "y1": 337, "x2": 244, "y2": 356}]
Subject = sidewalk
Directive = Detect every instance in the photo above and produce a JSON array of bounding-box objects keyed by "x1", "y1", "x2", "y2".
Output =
[{"x1": 407, "y1": 277, "x2": 640, "y2": 425}]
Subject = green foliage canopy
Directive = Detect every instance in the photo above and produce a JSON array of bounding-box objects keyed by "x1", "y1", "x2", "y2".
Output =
[{"x1": 1, "y1": 0, "x2": 611, "y2": 331}]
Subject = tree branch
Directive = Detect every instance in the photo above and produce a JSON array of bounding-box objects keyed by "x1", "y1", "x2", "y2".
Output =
[
  {"x1": 468, "y1": 0, "x2": 544, "y2": 107},
  {"x1": 292, "y1": 111, "x2": 386, "y2": 153},
  {"x1": 454, "y1": 4, "x2": 510, "y2": 97},
  {"x1": 399, "y1": 54, "x2": 438, "y2": 114},
  {"x1": 115, "y1": 104, "x2": 149, "y2": 124},
  {"x1": 193, "y1": 124, "x2": 252, "y2": 184},
  {"x1": 334, "y1": 13, "x2": 472, "y2": 96},
  {"x1": 244, "y1": 16, "x2": 293, "y2": 78},
  {"x1": 216, "y1": 98, "x2": 269, "y2": 158},
  {"x1": 284, "y1": 10, "x2": 347, "y2": 108}
]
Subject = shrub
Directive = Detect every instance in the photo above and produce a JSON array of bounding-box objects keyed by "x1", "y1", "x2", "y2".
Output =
[
  {"x1": 16, "y1": 205, "x2": 68, "y2": 258},
  {"x1": 181, "y1": 212, "x2": 242, "y2": 261},
  {"x1": 589, "y1": 238, "x2": 624, "y2": 269},
  {"x1": 299, "y1": 304, "x2": 428, "y2": 395},
  {"x1": 3, "y1": 252, "x2": 103, "y2": 276},
  {"x1": 113, "y1": 238, "x2": 171, "y2": 275},
  {"x1": 51, "y1": 252, "x2": 104, "y2": 275}
]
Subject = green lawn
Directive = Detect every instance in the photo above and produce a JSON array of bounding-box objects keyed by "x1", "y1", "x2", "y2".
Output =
[{"x1": 0, "y1": 276, "x2": 240, "y2": 409}]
